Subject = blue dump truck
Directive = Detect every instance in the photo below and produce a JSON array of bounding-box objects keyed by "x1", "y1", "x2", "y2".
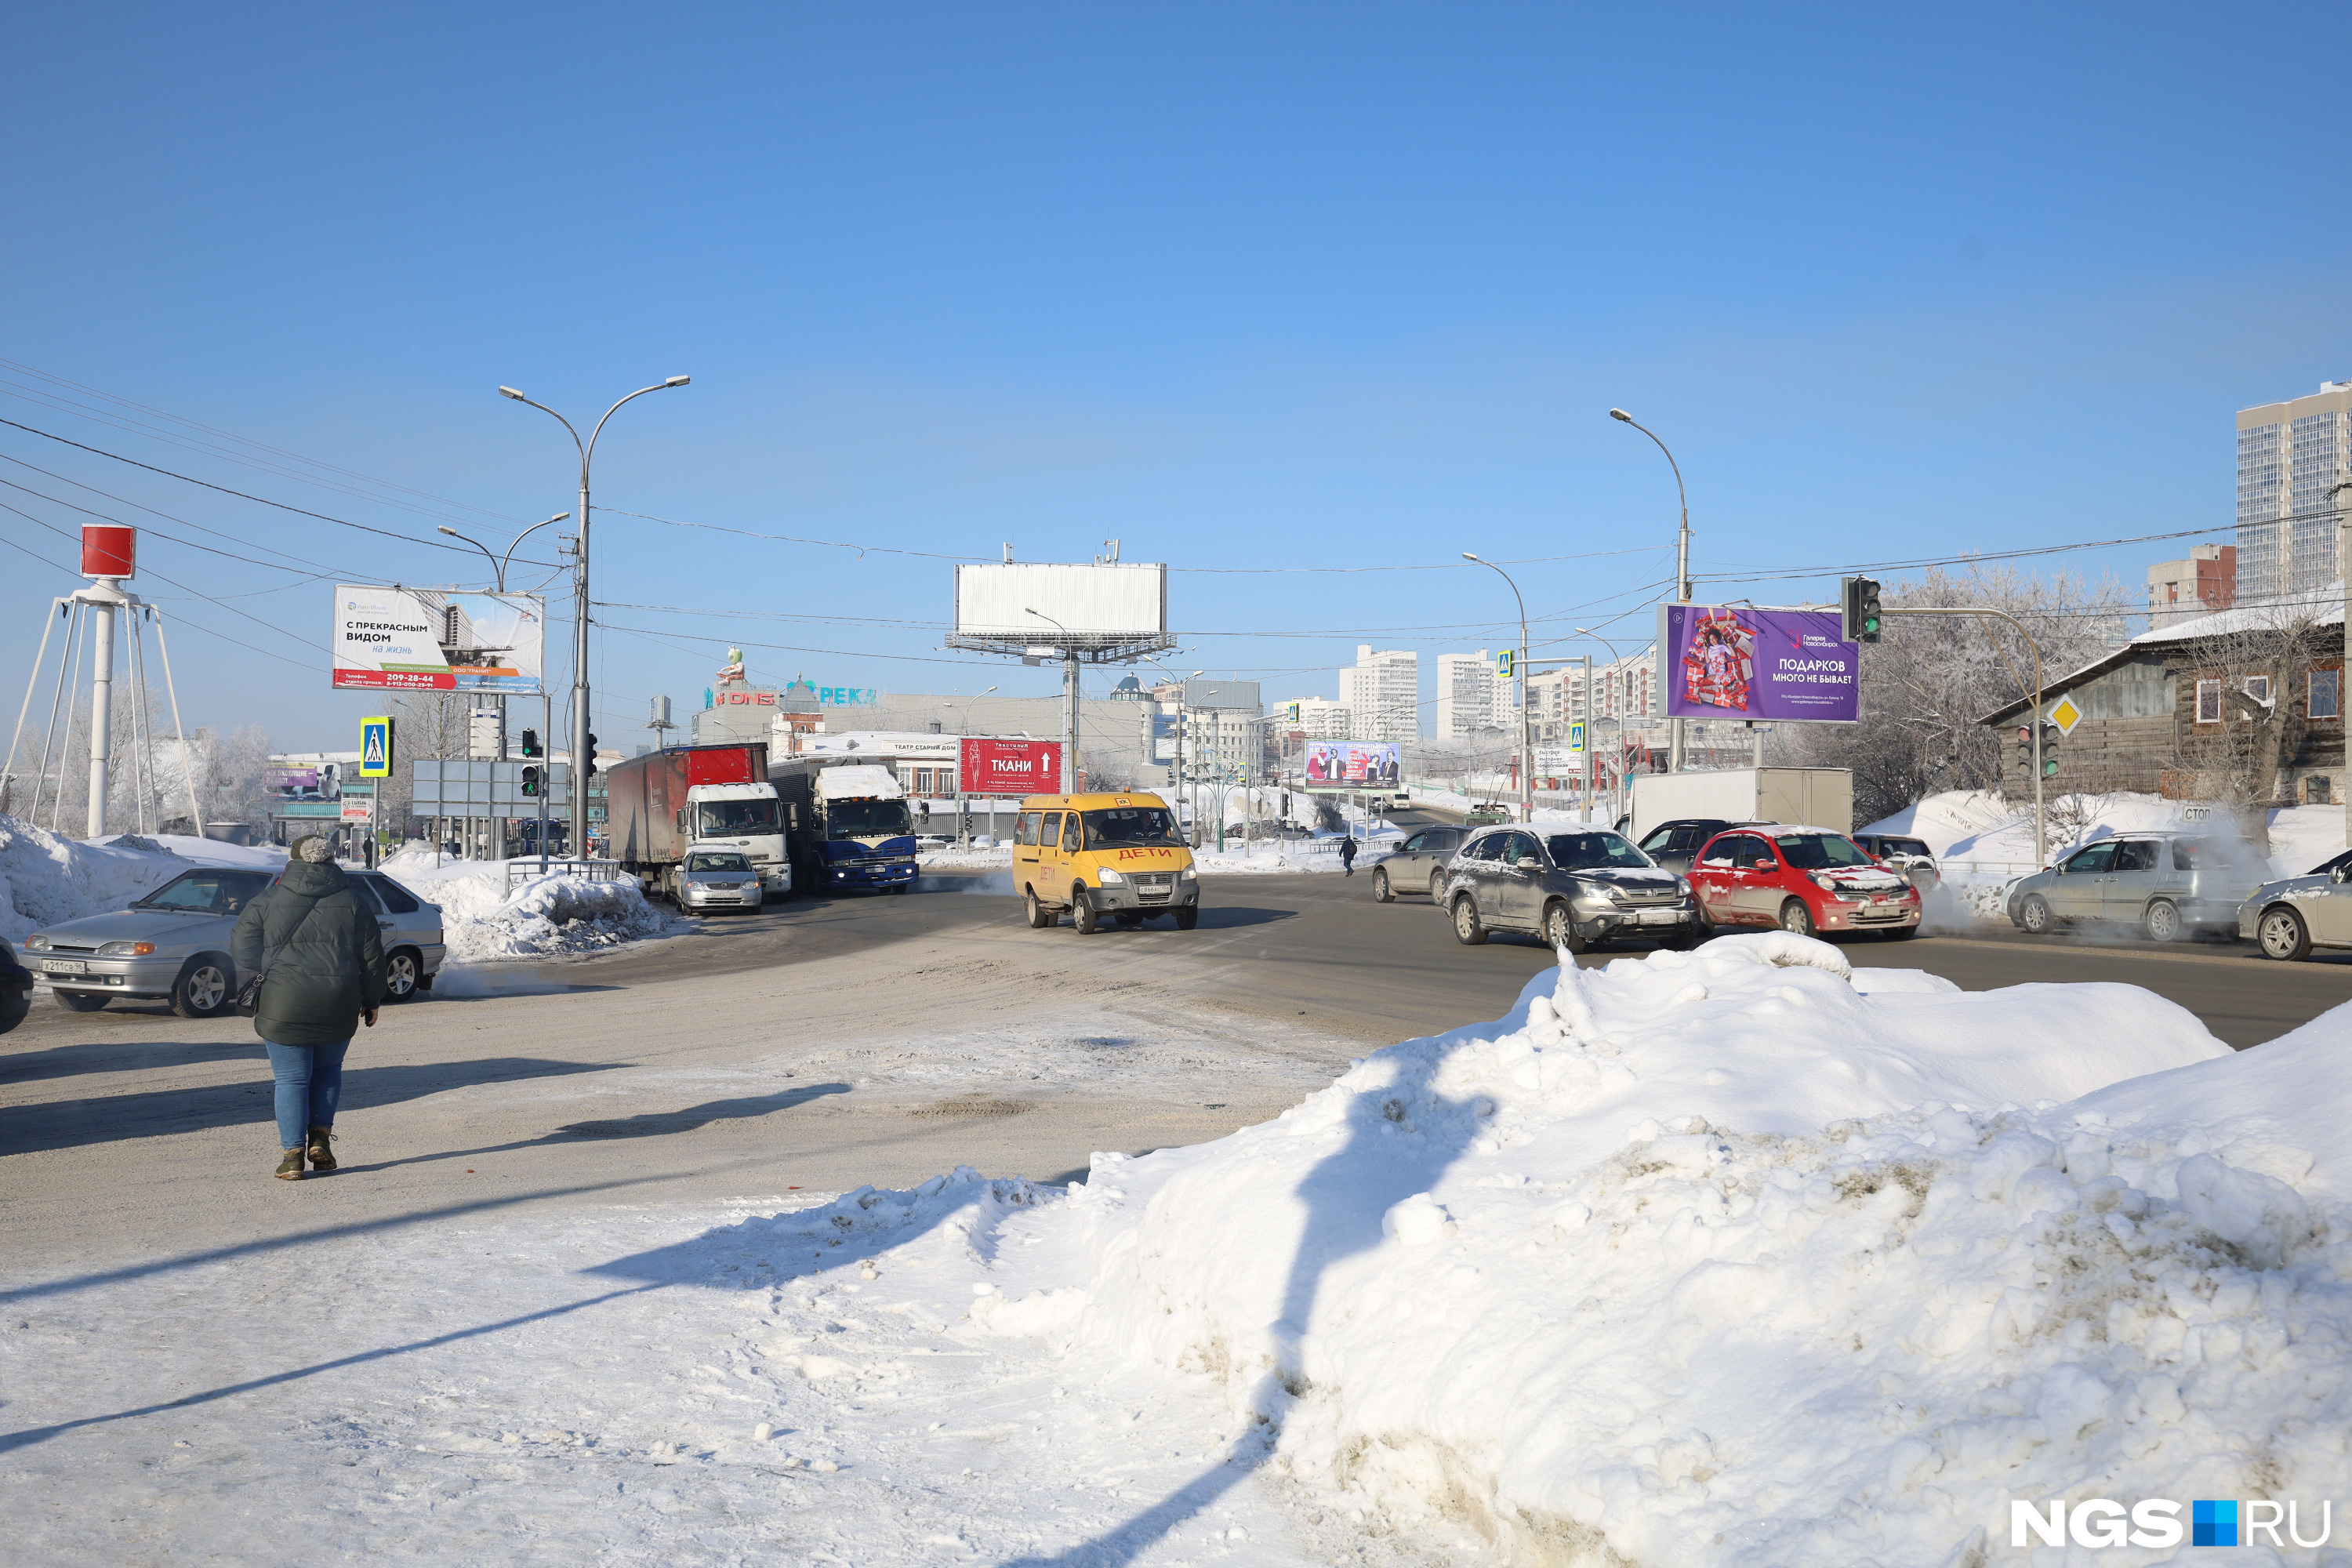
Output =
[{"x1": 769, "y1": 758, "x2": 919, "y2": 894}]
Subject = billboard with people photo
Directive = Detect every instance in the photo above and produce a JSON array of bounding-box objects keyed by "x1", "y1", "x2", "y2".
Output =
[
  {"x1": 1657, "y1": 604, "x2": 1859, "y2": 723},
  {"x1": 1303, "y1": 740, "x2": 1401, "y2": 786}
]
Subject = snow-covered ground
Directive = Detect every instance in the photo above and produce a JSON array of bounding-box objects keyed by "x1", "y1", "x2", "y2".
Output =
[
  {"x1": 21, "y1": 933, "x2": 2352, "y2": 1563},
  {"x1": 0, "y1": 812, "x2": 283, "y2": 942},
  {"x1": 377, "y1": 845, "x2": 689, "y2": 964}
]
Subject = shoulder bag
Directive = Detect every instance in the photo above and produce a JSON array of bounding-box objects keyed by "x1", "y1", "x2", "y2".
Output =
[{"x1": 236, "y1": 897, "x2": 321, "y2": 1018}]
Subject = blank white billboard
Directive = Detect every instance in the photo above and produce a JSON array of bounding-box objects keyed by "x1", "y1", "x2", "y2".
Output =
[{"x1": 954, "y1": 563, "x2": 1167, "y2": 647}]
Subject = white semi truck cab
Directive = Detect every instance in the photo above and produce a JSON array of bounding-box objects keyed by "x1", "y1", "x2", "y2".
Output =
[{"x1": 683, "y1": 781, "x2": 792, "y2": 892}]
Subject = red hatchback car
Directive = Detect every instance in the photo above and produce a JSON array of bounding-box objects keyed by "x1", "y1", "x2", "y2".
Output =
[{"x1": 1687, "y1": 824, "x2": 1922, "y2": 939}]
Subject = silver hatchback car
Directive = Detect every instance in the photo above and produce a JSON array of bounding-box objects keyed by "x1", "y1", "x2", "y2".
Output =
[
  {"x1": 23, "y1": 865, "x2": 446, "y2": 1017},
  {"x1": 670, "y1": 846, "x2": 765, "y2": 914},
  {"x1": 2006, "y1": 832, "x2": 2269, "y2": 942}
]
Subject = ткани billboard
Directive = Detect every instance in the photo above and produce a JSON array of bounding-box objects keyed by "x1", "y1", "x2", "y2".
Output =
[
  {"x1": 1302, "y1": 740, "x2": 1401, "y2": 786},
  {"x1": 1657, "y1": 604, "x2": 1858, "y2": 724},
  {"x1": 333, "y1": 586, "x2": 546, "y2": 693},
  {"x1": 960, "y1": 737, "x2": 1064, "y2": 795}
]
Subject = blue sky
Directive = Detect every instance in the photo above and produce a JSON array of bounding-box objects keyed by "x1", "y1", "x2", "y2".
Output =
[{"x1": 3, "y1": 2, "x2": 2347, "y2": 750}]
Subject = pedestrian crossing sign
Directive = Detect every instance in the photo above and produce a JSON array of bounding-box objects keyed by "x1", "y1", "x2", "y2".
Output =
[{"x1": 359, "y1": 716, "x2": 393, "y2": 779}]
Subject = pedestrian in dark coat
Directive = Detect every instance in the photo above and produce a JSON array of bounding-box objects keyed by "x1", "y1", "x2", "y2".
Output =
[
  {"x1": 1339, "y1": 835, "x2": 1358, "y2": 876},
  {"x1": 233, "y1": 837, "x2": 387, "y2": 1180}
]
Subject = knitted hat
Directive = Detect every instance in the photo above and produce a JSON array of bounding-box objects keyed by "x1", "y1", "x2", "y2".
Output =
[{"x1": 296, "y1": 836, "x2": 333, "y2": 863}]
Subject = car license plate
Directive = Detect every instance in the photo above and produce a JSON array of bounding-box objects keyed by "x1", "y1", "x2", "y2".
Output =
[
  {"x1": 43, "y1": 960, "x2": 86, "y2": 975},
  {"x1": 1638, "y1": 908, "x2": 1680, "y2": 926}
]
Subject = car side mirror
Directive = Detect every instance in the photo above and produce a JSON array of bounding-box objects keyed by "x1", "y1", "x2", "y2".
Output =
[
  {"x1": 1515, "y1": 856, "x2": 1541, "y2": 871},
  {"x1": 2334, "y1": 865, "x2": 2350, "y2": 884}
]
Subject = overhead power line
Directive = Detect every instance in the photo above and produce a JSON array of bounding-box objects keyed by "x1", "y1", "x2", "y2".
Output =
[{"x1": 0, "y1": 416, "x2": 524, "y2": 564}]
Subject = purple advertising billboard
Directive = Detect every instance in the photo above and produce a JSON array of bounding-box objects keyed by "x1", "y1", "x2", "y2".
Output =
[{"x1": 1657, "y1": 604, "x2": 1860, "y2": 723}]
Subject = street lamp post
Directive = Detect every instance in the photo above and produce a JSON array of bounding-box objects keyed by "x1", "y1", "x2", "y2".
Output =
[
  {"x1": 1463, "y1": 554, "x2": 1534, "y2": 823},
  {"x1": 1609, "y1": 408, "x2": 1692, "y2": 772},
  {"x1": 1143, "y1": 660, "x2": 1206, "y2": 840},
  {"x1": 1025, "y1": 608, "x2": 1080, "y2": 793},
  {"x1": 499, "y1": 376, "x2": 689, "y2": 858},
  {"x1": 1577, "y1": 626, "x2": 1633, "y2": 826},
  {"x1": 437, "y1": 513, "x2": 568, "y2": 859}
]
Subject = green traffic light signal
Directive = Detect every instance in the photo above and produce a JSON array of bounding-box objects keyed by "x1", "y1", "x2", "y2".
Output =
[{"x1": 521, "y1": 765, "x2": 542, "y2": 797}]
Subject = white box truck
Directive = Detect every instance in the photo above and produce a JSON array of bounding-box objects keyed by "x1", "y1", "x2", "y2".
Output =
[{"x1": 1623, "y1": 768, "x2": 1854, "y2": 844}]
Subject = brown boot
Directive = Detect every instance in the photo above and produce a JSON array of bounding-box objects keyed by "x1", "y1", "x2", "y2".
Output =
[
  {"x1": 275, "y1": 1147, "x2": 306, "y2": 1181},
  {"x1": 306, "y1": 1127, "x2": 336, "y2": 1172}
]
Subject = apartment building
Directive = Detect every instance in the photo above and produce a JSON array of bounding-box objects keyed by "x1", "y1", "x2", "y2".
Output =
[
  {"x1": 1338, "y1": 646, "x2": 1421, "y2": 742},
  {"x1": 2237, "y1": 381, "x2": 2352, "y2": 604},
  {"x1": 1433, "y1": 650, "x2": 1508, "y2": 736},
  {"x1": 2147, "y1": 544, "x2": 2237, "y2": 629},
  {"x1": 1276, "y1": 696, "x2": 1353, "y2": 739}
]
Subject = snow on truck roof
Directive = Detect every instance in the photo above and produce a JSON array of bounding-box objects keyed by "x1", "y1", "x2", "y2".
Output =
[{"x1": 812, "y1": 764, "x2": 905, "y2": 799}]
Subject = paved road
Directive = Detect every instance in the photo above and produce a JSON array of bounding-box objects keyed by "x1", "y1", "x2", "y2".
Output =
[{"x1": 10, "y1": 850, "x2": 2350, "y2": 1276}]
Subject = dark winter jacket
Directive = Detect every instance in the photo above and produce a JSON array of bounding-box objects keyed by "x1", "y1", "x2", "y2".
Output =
[{"x1": 232, "y1": 858, "x2": 387, "y2": 1046}]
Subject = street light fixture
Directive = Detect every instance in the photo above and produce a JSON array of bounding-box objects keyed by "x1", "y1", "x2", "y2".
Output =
[
  {"x1": 1463, "y1": 553, "x2": 1534, "y2": 823},
  {"x1": 1608, "y1": 407, "x2": 1693, "y2": 771},
  {"x1": 499, "y1": 376, "x2": 691, "y2": 858},
  {"x1": 436, "y1": 513, "x2": 569, "y2": 594}
]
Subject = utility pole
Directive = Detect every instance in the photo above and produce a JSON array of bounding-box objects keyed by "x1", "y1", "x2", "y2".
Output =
[{"x1": 500, "y1": 376, "x2": 689, "y2": 860}]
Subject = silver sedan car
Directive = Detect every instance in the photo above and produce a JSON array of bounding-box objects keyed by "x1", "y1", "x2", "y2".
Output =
[
  {"x1": 22, "y1": 866, "x2": 446, "y2": 1017},
  {"x1": 670, "y1": 847, "x2": 765, "y2": 914}
]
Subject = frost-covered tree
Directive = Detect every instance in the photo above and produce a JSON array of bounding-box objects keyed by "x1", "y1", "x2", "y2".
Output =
[{"x1": 1773, "y1": 564, "x2": 2133, "y2": 827}]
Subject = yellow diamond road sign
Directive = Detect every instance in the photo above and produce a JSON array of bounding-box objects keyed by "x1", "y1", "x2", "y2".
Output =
[{"x1": 2049, "y1": 695, "x2": 2084, "y2": 735}]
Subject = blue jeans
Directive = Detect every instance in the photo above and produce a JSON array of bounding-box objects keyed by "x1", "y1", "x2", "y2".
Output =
[{"x1": 265, "y1": 1040, "x2": 350, "y2": 1149}]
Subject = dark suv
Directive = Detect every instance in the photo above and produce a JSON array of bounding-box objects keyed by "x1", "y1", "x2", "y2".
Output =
[
  {"x1": 1443, "y1": 826, "x2": 1699, "y2": 952},
  {"x1": 1632, "y1": 818, "x2": 1745, "y2": 873}
]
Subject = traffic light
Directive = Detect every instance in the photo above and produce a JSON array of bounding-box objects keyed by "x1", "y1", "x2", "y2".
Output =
[
  {"x1": 2014, "y1": 724, "x2": 2032, "y2": 774},
  {"x1": 585, "y1": 734, "x2": 600, "y2": 779},
  {"x1": 1497, "y1": 650, "x2": 1515, "y2": 679},
  {"x1": 521, "y1": 765, "x2": 542, "y2": 797},
  {"x1": 1842, "y1": 576, "x2": 1882, "y2": 643},
  {"x1": 2041, "y1": 723, "x2": 2061, "y2": 779},
  {"x1": 520, "y1": 728, "x2": 542, "y2": 758}
]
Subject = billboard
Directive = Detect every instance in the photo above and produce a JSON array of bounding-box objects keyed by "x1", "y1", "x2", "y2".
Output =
[
  {"x1": 332, "y1": 586, "x2": 546, "y2": 693},
  {"x1": 960, "y1": 736, "x2": 1064, "y2": 796},
  {"x1": 1302, "y1": 740, "x2": 1400, "y2": 786},
  {"x1": 952, "y1": 563, "x2": 1167, "y2": 646},
  {"x1": 1657, "y1": 604, "x2": 1859, "y2": 724}
]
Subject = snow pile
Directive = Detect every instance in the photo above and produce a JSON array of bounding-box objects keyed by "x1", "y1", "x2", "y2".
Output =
[
  {"x1": 0, "y1": 812, "x2": 283, "y2": 941},
  {"x1": 378, "y1": 845, "x2": 684, "y2": 962},
  {"x1": 922, "y1": 934, "x2": 2352, "y2": 1565}
]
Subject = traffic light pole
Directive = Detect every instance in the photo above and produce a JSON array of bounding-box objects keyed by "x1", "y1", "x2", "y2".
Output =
[{"x1": 1877, "y1": 607, "x2": 2047, "y2": 866}]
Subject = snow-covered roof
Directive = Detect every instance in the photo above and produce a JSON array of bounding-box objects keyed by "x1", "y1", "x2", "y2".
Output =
[
  {"x1": 2131, "y1": 583, "x2": 2345, "y2": 645},
  {"x1": 1980, "y1": 586, "x2": 2348, "y2": 724}
]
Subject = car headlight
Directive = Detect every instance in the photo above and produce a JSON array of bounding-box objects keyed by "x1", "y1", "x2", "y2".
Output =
[
  {"x1": 1675, "y1": 876, "x2": 1692, "y2": 896},
  {"x1": 1811, "y1": 872, "x2": 1839, "y2": 891},
  {"x1": 96, "y1": 941, "x2": 156, "y2": 957},
  {"x1": 26, "y1": 934, "x2": 49, "y2": 951},
  {"x1": 1097, "y1": 867, "x2": 1126, "y2": 884},
  {"x1": 1178, "y1": 866, "x2": 1197, "y2": 880}
]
